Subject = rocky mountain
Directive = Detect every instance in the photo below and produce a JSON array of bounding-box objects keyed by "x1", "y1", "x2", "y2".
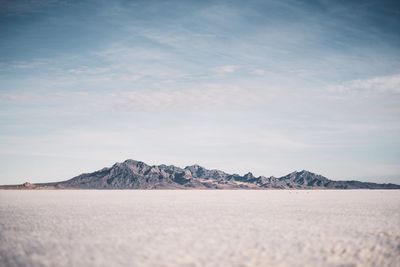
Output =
[{"x1": 2, "y1": 159, "x2": 399, "y2": 189}]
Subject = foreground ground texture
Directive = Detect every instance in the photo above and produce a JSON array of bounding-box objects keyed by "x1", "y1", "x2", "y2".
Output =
[{"x1": 0, "y1": 190, "x2": 399, "y2": 267}]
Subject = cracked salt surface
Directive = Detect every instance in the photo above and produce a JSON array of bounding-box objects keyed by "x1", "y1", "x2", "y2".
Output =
[{"x1": 0, "y1": 190, "x2": 399, "y2": 267}]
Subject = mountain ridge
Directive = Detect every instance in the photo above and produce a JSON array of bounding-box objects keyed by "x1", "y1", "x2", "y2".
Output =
[{"x1": 1, "y1": 159, "x2": 399, "y2": 189}]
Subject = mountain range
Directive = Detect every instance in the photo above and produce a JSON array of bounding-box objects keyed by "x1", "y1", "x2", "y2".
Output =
[{"x1": 1, "y1": 159, "x2": 399, "y2": 189}]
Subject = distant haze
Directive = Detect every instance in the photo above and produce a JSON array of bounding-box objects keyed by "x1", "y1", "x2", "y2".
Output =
[{"x1": 0, "y1": 0, "x2": 399, "y2": 185}]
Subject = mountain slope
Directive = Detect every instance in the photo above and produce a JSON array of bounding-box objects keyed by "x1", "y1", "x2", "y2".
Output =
[{"x1": 2, "y1": 159, "x2": 399, "y2": 189}]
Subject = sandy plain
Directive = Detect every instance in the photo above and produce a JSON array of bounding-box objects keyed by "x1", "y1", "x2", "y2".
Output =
[{"x1": 0, "y1": 190, "x2": 399, "y2": 267}]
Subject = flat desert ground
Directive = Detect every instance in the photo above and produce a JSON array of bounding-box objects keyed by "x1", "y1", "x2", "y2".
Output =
[{"x1": 0, "y1": 190, "x2": 399, "y2": 267}]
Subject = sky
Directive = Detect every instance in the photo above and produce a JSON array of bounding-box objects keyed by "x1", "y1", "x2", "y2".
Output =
[{"x1": 0, "y1": 0, "x2": 399, "y2": 184}]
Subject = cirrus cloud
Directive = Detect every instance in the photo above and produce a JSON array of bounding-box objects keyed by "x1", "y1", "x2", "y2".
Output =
[{"x1": 328, "y1": 73, "x2": 400, "y2": 93}]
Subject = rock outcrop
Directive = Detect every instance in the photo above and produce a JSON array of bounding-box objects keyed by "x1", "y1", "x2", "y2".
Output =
[{"x1": 2, "y1": 159, "x2": 399, "y2": 189}]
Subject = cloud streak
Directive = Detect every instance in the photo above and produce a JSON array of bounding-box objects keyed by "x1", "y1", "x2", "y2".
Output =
[{"x1": 328, "y1": 73, "x2": 400, "y2": 94}]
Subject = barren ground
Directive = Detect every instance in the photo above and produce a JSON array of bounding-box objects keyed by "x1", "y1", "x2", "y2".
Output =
[{"x1": 0, "y1": 190, "x2": 399, "y2": 267}]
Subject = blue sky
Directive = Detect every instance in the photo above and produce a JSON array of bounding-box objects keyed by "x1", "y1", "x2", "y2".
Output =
[{"x1": 0, "y1": 0, "x2": 400, "y2": 184}]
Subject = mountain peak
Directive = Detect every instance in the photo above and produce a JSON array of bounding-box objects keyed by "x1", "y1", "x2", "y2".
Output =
[
  {"x1": 185, "y1": 164, "x2": 205, "y2": 170},
  {"x1": 122, "y1": 159, "x2": 146, "y2": 166},
  {"x1": 298, "y1": 170, "x2": 313, "y2": 174},
  {"x1": 244, "y1": 172, "x2": 255, "y2": 179},
  {"x1": 288, "y1": 170, "x2": 319, "y2": 177}
]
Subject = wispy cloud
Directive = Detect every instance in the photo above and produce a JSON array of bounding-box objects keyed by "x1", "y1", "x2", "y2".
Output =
[
  {"x1": 0, "y1": 59, "x2": 50, "y2": 69},
  {"x1": 328, "y1": 73, "x2": 400, "y2": 93},
  {"x1": 0, "y1": 84, "x2": 265, "y2": 112},
  {"x1": 214, "y1": 65, "x2": 240, "y2": 76},
  {"x1": 0, "y1": 0, "x2": 63, "y2": 16}
]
